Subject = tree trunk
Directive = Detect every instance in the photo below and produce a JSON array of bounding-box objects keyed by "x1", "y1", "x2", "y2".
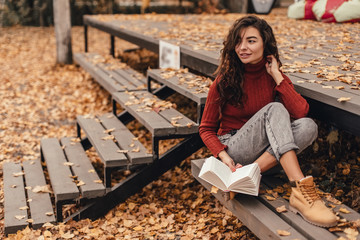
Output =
[{"x1": 53, "y1": 0, "x2": 72, "y2": 64}]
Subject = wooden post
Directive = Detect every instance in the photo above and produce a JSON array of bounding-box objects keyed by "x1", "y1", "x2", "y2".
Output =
[{"x1": 53, "y1": 0, "x2": 72, "y2": 64}]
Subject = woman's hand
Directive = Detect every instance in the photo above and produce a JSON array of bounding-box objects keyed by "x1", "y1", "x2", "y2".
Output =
[
  {"x1": 265, "y1": 55, "x2": 283, "y2": 85},
  {"x1": 218, "y1": 150, "x2": 242, "y2": 172}
]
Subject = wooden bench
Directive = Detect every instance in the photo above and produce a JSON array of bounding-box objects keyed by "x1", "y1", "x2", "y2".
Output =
[
  {"x1": 112, "y1": 90, "x2": 199, "y2": 160},
  {"x1": 192, "y1": 159, "x2": 360, "y2": 240},
  {"x1": 74, "y1": 52, "x2": 148, "y2": 94},
  {"x1": 76, "y1": 112, "x2": 153, "y2": 188},
  {"x1": 40, "y1": 137, "x2": 106, "y2": 222},
  {"x1": 147, "y1": 68, "x2": 210, "y2": 123},
  {"x1": 3, "y1": 160, "x2": 56, "y2": 235}
]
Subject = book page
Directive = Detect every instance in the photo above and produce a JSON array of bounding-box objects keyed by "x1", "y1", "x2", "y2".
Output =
[
  {"x1": 198, "y1": 157, "x2": 232, "y2": 190},
  {"x1": 228, "y1": 163, "x2": 257, "y2": 186}
]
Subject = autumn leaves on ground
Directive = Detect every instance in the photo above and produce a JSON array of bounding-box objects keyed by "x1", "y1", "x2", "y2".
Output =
[{"x1": 0, "y1": 16, "x2": 359, "y2": 240}]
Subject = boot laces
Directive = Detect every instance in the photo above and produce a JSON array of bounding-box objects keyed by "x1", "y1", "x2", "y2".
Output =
[{"x1": 300, "y1": 183, "x2": 321, "y2": 204}]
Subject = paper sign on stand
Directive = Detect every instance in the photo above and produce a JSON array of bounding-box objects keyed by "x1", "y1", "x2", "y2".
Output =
[{"x1": 159, "y1": 40, "x2": 180, "y2": 69}]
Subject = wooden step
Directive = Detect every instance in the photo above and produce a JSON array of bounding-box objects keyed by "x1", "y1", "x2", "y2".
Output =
[
  {"x1": 74, "y1": 52, "x2": 147, "y2": 93},
  {"x1": 191, "y1": 159, "x2": 306, "y2": 240},
  {"x1": 147, "y1": 68, "x2": 210, "y2": 123},
  {"x1": 60, "y1": 137, "x2": 106, "y2": 199},
  {"x1": 77, "y1": 113, "x2": 153, "y2": 167},
  {"x1": 3, "y1": 160, "x2": 55, "y2": 235},
  {"x1": 41, "y1": 138, "x2": 80, "y2": 202},
  {"x1": 112, "y1": 90, "x2": 198, "y2": 137},
  {"x1": 147, "y1": 68, "x2": 209, "y2": 105}
]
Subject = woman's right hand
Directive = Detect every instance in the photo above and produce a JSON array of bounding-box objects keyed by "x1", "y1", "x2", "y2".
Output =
[{"x1": 218, "y1": 150, "x2": 242, "y2": 172}]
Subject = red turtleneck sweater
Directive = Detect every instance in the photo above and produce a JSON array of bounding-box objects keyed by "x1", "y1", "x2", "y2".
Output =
[{"x1": 199, "y1": 58, "x2": 309, "y2": 158}]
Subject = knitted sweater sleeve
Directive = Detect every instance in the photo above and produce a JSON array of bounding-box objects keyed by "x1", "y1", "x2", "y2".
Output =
[
  {"x1": 199, "y1": 78, "x2": 227, "y2": 157},
  {"x1": 275, "y1": 73, "x2": 309, "y2": 119}
]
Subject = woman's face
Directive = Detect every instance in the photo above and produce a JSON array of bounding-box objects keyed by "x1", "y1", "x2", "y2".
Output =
[{"x1": 235, "y1": 27, "x2": 264, "y2": 65}]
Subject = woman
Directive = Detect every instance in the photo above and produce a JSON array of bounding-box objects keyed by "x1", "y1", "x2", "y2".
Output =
[{"x1": 199, "y1": 15, "x2": 337, "y2": 227}]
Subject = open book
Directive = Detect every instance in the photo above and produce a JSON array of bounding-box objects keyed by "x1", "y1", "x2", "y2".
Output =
[{"x1": 198, "y1": 156, "x2": 261, "y2": 196}]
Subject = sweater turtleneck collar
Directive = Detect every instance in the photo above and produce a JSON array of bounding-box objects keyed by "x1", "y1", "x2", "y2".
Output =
[{"x1": 244, "y1": 58, "x2": 267, "y2": 73}]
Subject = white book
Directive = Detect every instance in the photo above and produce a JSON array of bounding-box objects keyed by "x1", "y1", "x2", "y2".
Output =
[{"x1": 198, "y1": 156, "x2": 261, "y2": 196}]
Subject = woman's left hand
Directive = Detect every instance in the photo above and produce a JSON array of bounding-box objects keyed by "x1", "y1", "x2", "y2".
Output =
[{"x1": 265, "y1": 55, "x2": 283, "y2": 85}]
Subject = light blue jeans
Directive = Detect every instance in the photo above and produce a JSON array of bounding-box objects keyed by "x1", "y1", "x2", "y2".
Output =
[{"x1": 218, "y1": 102, "x2": 318, "y2": 166}]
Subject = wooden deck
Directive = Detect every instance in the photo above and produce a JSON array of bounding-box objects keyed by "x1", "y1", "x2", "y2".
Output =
[{"x1": 83, "y1": 12, "x2": 360, "y2": 135}]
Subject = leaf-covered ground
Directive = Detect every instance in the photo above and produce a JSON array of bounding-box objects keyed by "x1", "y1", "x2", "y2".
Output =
[{"x1": 0, "y1": 9, "x2": 359, "y2": 239}]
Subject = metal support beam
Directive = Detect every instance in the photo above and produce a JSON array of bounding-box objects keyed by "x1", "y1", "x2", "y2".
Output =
[
  {"x1": 110, "y1": 35, "x2": 115, "y2": 57},
  {"x1": 84, "y1": 25, "x2": 88, "y2": 52}
]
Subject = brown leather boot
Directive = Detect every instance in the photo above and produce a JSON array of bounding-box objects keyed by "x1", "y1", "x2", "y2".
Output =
[{"x1": 289, "y1": 176, "x2": 337, "y2": 227}]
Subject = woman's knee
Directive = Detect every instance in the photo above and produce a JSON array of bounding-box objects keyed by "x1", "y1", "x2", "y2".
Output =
[{"x1": 294, "y1": 118, "x2": 318, "y2": 144}]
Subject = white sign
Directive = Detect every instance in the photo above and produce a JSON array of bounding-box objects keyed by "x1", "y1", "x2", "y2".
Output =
[{"x1": 159, "y1": 40, "x2": 180, "y2": 69}]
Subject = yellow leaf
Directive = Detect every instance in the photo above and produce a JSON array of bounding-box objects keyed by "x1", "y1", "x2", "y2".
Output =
[
  {"x1": 131, "y1": 146, "x2": 140, "y2": 152},
  {"x1": 123, "y1": 219, "x2": 132, "y2": 227},
  {"x1": 337, "y1": 97, "x2": 351, "y2": 102},
  {"x1": 15, "y1": 215, "x2": 26, "y2": 220},
  {"x1": 187, "y1": 122, "x2": 194, "y2": 128},
  {"x1": 276, "y1": 205, "x2": 287, "y2": 213},
  {"x1": 334, "y1": 86, "x2": 345, "y2": 90},
  {"x1": 265, "y1": 195, "x2": 276, "y2": 201},
  {"x1": 117, "y1": 149, "x2": 129, "y2": 153},
  {"x1": 42, "y1": 222, "x2": 54, "y2": 228},
  {"x1": 128, "y1": 202, "x2": 136, "y2": 210},
  {"x1": 19, "y1": 206, "x2": 29, "y2": 210},
  {"x1": 32, "y1": 185, "x2": 52, "y2": 193},
  {"x1": 63, "y1": 162, "x2": 74, "y2": 166},
  {"x1": 133, "y1": 225, "x2": 143, "y2": 231},
  {"x1": 43, "y1": 230, "x2": 52, "y2": 237},
  {"x1": 62, "y1": 232, "x2": 75, "y2": 239},
  {"x1": 277, "y1": 229, "x2": 291, "y2": 236},
  {"x1": 94, "y1": 180, "x2": 103, "y2": 184},
  {"x1": 13, "y1": 171, "x2": 25, "y2": 177},
  {"x1": 26, "y1": 219, "x2": 34, "y2": 223},
  {"x1": 88, "y1": 169, "x2": 95, "y2": 173},
  {"x1": 11, "y1": 184, "x2": 17, "y2": 188},
  {"x1": 210, "y1": 186, "x2": 218, "y2": 194},
  {"x1": 104, "y1": 128, "x2": 115, "y2": 134},
  {"x1": 45, "y1": 212, "x2": 53, "y2": 216},
  {"x1": 210, "y1": 227, "x2": 219, "y2": 234},
  {"x1": 77, "y1": 180, "x2": 85, "y2": 187},
  {"x1": 339, "y1": 207, "x2": 350, "y2": 214}
]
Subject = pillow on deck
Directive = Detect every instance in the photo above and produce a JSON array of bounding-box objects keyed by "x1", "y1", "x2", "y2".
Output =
[
  {"x1": 312, "y1": 0, "x2": 360, "y2": 22},
  {"x1": 288, "y1": 0, "x2": 318, "y2": 20}
]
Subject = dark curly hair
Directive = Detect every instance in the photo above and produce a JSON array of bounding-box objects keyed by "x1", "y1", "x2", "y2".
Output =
[{"x1": 215, "y1": 15, "x2": 281, "y2": 112}]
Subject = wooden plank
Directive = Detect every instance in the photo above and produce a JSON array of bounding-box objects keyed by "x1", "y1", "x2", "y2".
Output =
[
  {"x1": 22, "y1": 159, "x2": 56, "y2": 228},
  {"x1": 3, "y1": 162, "x2": 28, "y2": 235},
  {"x1": 290, "y1": 75, "x2": 360, "y2": 116},
  {"x1": 114, "y1": 68, "x2": 148, "y2": 87},
  {"x1": 60, "y1": 137, "x2": 106, "y2": 198},
  {"x1": 98, "y1": 113, "x2": 153, "y2": 165},
  {"x1": 74, "y1": 53, "x2": 124, "y2": 93},
  {"x1": 77, "y1": 115, "x2": 129, "y2": 167},
  {"x1": 158, "y1": 108, "x2": 198, "y2": 135},
  {"x1": 97, "y1": 63, "x2": 139, "y2": 91},
  {"x1": 112, "y1": 91, "x2": 176, "y2": 136},
  {"x1": 40, "y1": 138, "x2": 80, "y2": 201},
  {"x1": 191, "y1": 159, "x2": 306, "y2": 240},
  {"x1": 147, "y1": 69, "x2": 208, "y2": 104}
]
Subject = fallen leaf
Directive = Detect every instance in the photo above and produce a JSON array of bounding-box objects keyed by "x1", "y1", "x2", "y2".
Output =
[
  {"x1": 265, "y1": 195, "x2": 276, "y2": 201},
  {"x1": 94, "y1": 180, "x2": 103, "y2": 184},
  {"x1": 13, "y1": 171, "x2": 25, "y2": 177},
  {"x1": 19, "y1": 206, "x2": 29, "y2": 210},
  {"x1": 131, "y1": 146, "x2": 140, "y2": 152},
  {"x1": 63, "y1": 162, "x2": 74, "y2": 166},
  {"x1": 32, "y1": 185, "x2": 52, "y2": 193},
  {"x1": 15, "y1": 215, "x2": 26, "y2": 220},
  {"x1": 62, "y1": 232, "x2": 75, "y2": 239},
  {"x1": 42, "y1": 222, "x2": 54, "y2": 228},
  {"x1": 211, "y1": 186, "x2": 218, "y2": 194},
  {"x1": 117, "y1": 149, "x2": 129, "y2": 153},
  {"x1": 277, "y1": 229, "x2": 291, "y2": 236},
  {"x1": 334, "y1": 86, "x2": 345, "y2": 90},
  {"x1": 337, "y1": 97, "x2": 351, "y2": 102},
  {"x1": 104, "y1": 128, "x2": 115, "y2": 134},
  {"x1": 339, "y1": 207, "x2": 351, "y2": 214},
  {"x1": 276, "y1": 205, "x2": 287, "y2": 213},
  {"x1": 45, "y1": 212, "x2": 53, "y2": 216},
  {"x1": 25, "y1": 186, "x2": 32, "y2": 190},
  {"x1": 186, "y1": 122, "x2": 194, "y2": 128},
  {"x1": 133, "y1": 225, "x2": 143, "y2": 231},
  {"x1": 11, "y1": 184, "x2": 17, "y2": 188},
  {"x1": 344, "y1": 228, "x2": 359, "y2": 239},
  {"x1": 88, "y1": 169, "x2": 95, "y2": 173},
  {"x1": 26, "y1": 219, "x2": 34, "y2": 223},
  {"x1": 77, "y1": 180, "x2": 85, "y2": 187},
  {"x1": 102, "y1": 135, "x2": 115, "y2": 140}
]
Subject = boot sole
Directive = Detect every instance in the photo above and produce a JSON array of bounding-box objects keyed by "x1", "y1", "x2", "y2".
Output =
[{"x1": 289, "y1": 205, "x2": 337, "y2": 228}]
